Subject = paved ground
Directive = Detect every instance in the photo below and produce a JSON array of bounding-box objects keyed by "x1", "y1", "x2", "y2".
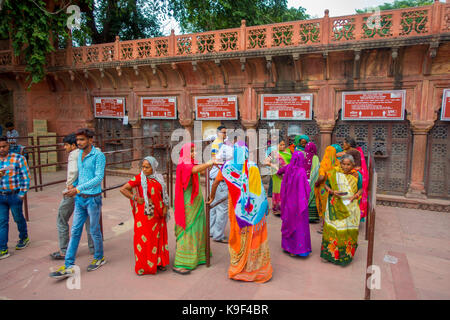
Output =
[{"x1": 0, "y1": 171, "x2": 449, "y2": 300}]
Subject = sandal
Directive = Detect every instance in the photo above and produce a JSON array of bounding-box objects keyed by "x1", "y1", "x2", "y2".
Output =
[
  {"x1": 172, "y1": 267, "x2": 191, "y2": 275},
  {"x1": 50, "y1": 251, "x2": 65, "y2": 260},
  {"x1": 214, "y1": 238, "x2": 228, "y2": 244}
]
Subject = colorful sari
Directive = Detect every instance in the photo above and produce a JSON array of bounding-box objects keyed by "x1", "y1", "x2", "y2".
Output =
[
  {"x1": 269, "y1": 149, "x2": 292, "y2": 215},
  {"x1": 128, "y1": 174, "x2": 169, "y2": 275},
  {"x1": 218, "y1": 142, "x2": 272, "y2": 283},
  {"x1": 278, "y1": 151, "x2": 311, "y2": 256},
  {"x1": 308, "y1": 155, "x2": 320, "y2": 223},
  {"x1": 356, "y1": 147, "x2": 369, "y2": 221},
  {"x1": 173, "y1": 143, "x2": 208, "y2": 270},
  {"x1": 314, "y1": 146, "x2": 340, "y2": 217},
  {"x1": 320, "y1": 167, "x2": 362, "y2": 266}
]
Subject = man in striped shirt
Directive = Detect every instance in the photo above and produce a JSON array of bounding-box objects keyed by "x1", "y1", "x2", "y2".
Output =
[{"x1": 0, "y1": 136, "x2": 31, "y2": 260}]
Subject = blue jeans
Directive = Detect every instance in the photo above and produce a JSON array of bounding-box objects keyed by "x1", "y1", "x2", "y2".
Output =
[
  {"x1": 65, "y1": 195, "x2": 103, "y2": 268},
  {"x1": 0, "y1": 193, "x2": 28, "y2": 251}
]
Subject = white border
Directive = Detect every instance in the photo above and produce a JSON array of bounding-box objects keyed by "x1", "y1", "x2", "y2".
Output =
[
  {"x1": 260, "y1": 93, "x2": 313, "y2": 121},
  {"x1": 93, "y1": 97, "x2": 126, "y2": 119},
  {"x1": 440, "y1": 89, "x2": 450, "y2": 121},
  {"x1": 341, "y1": 90, "x2": 406, "y2": 121},
  {"x1": 194, "y1": 95, "x2": 238, "y2": 120},
  {"x1": 140, "y1": 96, "x2": 178, "y2": 120}
]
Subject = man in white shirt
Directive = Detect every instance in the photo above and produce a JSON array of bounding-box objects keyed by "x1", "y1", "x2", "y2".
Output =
[{"x1": 50, "y1": 133, "x2": 94, "y2": 260}]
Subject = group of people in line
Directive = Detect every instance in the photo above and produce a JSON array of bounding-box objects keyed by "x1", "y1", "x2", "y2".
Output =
[{"x1": 0, "y1": 124, "x2": 370, "y2": 284}]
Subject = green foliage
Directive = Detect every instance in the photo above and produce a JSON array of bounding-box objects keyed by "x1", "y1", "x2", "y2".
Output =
[
  {"x1": 169, "y1": 0, "x2": 310, "y2": 33},
  {"x1": 0, "y1": 0, "x2": 71, "y2": 86},
  {"x1": 78, "y1": 0, "x2": 164, "y2": 44},
  {"x1": 355, "y1": 0, "x2": 434, "y2": 13}
]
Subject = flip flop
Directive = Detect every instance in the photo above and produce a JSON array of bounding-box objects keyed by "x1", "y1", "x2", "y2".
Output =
[
  {"x1": 50, "y1": 252, "x2": 65, "y2": 260},
  {"x1": 172, "y1": 267, "x2": 191, "y2": 275}
]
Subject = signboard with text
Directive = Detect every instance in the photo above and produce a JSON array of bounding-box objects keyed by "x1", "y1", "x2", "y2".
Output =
[
  {"x1": 94, "y1": 97, "x2": 125, "y2": 118},
  {"x1": 441, "y1": 89, "x2": 450, "y2": 121},
  {"x1": 260, "y1": 94, "x2": 313, "y2": 120},
  {"x1": 195, "y1": 96, "x2": 238, "y2": 120},
  {"x1": 342, "y1": 90, "x2": 406, "y2": 120},
  {"x1": 141, "y1": 97, "x2": 177, "y2": 119}
]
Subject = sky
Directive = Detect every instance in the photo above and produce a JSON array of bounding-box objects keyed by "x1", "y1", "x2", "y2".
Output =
[{"x1": 161, "y1": 0, "x2": 399, "y2": 35}]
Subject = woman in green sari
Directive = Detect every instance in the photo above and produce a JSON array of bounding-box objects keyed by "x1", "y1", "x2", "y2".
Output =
[
  {"x1": 294, "y1": 135, "x2": 310, "y2": 153},
  {"x1": 304, "y1": 142, "x2": 320, "y2": 223},
  {"x1": 264, "y1": 140, "x2": 292, "y2": 216},
  {"x1": 173, "y1": 143, "x2": 217, "y2": 274},
  {"x1": 320, "y1": 154, "x2": 363, "y2": 266}
]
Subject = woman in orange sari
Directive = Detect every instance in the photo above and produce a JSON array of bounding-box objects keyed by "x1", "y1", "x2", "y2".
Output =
[
  {"x1": 314, "y1": 146, "x2": 341, "y2": 233},
  {"x1": 120, "y1": 156, "x2": 169, "y2": 275},
  {"x1": 208, "y1": 141, "x2": 272, "y2": 283}
]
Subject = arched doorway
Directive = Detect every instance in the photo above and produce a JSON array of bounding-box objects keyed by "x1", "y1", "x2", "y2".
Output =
[{"x1": 0, "y1": 81, "x2": 13, "y2": 136}]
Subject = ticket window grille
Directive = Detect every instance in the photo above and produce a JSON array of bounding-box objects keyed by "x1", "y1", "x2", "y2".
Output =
[
  {"x1": 426, "y1": 121, "x2": 450, "y2": 199},
  {"x1": 332, "y1": 121, "x2": 412, "y2": 195},
  {"x1": 96, "y1": 118, "x2": 133, "y2": 169},
  {"x1": 258, "y1": 119, "x2": 320, "y2": 148}
]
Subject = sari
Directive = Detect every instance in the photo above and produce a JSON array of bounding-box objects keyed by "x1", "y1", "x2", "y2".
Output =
[
  {"x1": 173, "y1": 143, "x2": 208, "y2": 270},
  {"x1": 278, "y1": 152, "x2": 311, "y2": 256},
  {"x1": 308, "y1": 155, "x2": 320, "y2": 223},
  {"x1": 218, "y1": 142, "x2": 272, "y2": 283},
  {"x1": 128, "y1": 173, "x2": 169, "y2": 275},
  {"x1": 320, "y1": 167, "x2": 362, "y2": 265},
  {"x1": 356, "y1": 147, "x2": 369, "y2": 221},
  {"x1": 314, "y1": 146, "x2": 340, "y2": 217},
  {"x1": 269, "y1": 149, "x2": 292, "y2": 214}
]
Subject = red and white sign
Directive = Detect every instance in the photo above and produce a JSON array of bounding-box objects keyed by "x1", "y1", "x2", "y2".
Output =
[
  {"x1": 441, "y1": 89, "x2": 450, "y2": 121},
  {"x1": 94, "y1": 97, "x2": 125, "y2": 118},
  {"x1": 260, "y1": 94, "x2": 313, "y2": 120},
  {"x1": 195, "y1": 96, "x2": 238, "y2": 120},
  {"x1": 141, "y1": 97, "x2": 177, "y2": 119},
  {"x1": 342, "y1": 90, "x2": 406, "y2": 120}
]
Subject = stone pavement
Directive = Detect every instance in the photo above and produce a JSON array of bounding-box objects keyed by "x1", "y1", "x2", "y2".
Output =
[{"x1": 0, "y1": 172, "x2": 449, "y2": 300}]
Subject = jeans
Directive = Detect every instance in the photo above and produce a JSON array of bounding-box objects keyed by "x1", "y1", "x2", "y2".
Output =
[
  {"x1": 65, "y1": 195, "x2": 103, "y2": 268},
  {"x1": 0, "y1": 193, "x2": 28, "y2": 251},
  {"x1": 57, "y1": 196, "x2": 94, "y2": 255}
]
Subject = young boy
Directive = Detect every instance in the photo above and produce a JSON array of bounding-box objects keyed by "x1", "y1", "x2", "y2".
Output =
[{"x1": 49, "y1": 133, "x2": 94, "y2": 260}]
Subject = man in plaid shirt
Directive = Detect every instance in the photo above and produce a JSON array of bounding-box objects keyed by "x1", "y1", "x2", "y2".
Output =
[{"x1": 0, "y1": 135, "x2": 31, "y2": 260}]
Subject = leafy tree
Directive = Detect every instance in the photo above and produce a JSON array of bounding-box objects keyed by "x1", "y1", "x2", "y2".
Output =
[
  {"x1": 355, "y1": 0, "x2": 433, "y2": 13},
  {"x1": 168, "y1": 0, "x2": 310, "y2": 33},
  {"x1": 0, "y1": 0, "x2": 74, "y2": 85},
  {"x1": 77, "y1": 0, "x2": 165, "y2": 45}
]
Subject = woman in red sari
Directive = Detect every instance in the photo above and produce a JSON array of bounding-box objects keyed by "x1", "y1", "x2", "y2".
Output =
[{"x1": 120, "y1": 156, "x2": 170, "y2": 275}]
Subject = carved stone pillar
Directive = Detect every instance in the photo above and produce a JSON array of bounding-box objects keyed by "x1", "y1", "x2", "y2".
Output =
[
  {"x1": 179, "y1": 118, "x2": 194, "y2": 140},
  {"x1": 316, "y1": 120, "x2": 335, "y2": 157},
  {"x1": 406, "y1": 121, "x2": 434, "y2": 199},
  {"x1": 241, "y1": 120, "x2": 258, "y2": 162}
]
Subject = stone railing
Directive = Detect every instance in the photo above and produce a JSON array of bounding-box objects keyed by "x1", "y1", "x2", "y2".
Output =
[{"x1": 0, "y1": 1, "x2": 449, "y2": 69}]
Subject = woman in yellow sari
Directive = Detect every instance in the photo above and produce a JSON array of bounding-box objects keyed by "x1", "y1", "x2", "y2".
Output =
[
  {"x1": 208, "y1": 141, "x2": 272, "y2": 283},
  {"x1": 320, "y1": 154, "x2": 363, "y2": 265}
]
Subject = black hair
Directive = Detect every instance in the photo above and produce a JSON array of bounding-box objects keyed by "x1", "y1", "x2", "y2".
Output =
[
  {"x1": 0, "y1": 136, "x2": 8, "y2": 142},
  {"x1": 5, "y1": 122, "x2": 14, "y2": 128},
  {"x1": 344, "y1": 136, "x2": 357, "y2": 148},
  {"x1": 75, "y1": 128, "x2": 95, "y2": 138},
  {"x1": 217, "y1": 125, "x2": 226, "y2": 132},
  {"x1": 63, "y1": 133, "x2": 77, "y2": 145}
]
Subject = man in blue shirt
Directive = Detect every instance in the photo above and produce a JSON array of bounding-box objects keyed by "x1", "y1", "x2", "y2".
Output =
[{"x1": 50, "y1": 128, "x2": 106, "y2": 279}]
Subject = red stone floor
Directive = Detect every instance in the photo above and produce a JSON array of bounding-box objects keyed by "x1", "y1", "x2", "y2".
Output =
[{"x1": 0, "y1": 172, "x2": 449, "y2": 300}]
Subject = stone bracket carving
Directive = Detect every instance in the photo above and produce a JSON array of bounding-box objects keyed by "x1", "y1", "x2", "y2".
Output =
[
  {"x1": 192, "y1": 61, "x2": 207, "y2": 85},
  {"x1": 322, "y1": 51, "x2": 329, "y2": 80},
  {"x1": 265, "y1": 55, "x2": 277, "y2": 84},
  {"x1": 214, "y1": 59, "x2": 229, "y2": 85},
  {"x1": 171, "y1": 63, "x2": 186, "y2": 87},
  {"x1": 353, "y1": 50, "x2": 361, "y2": 80},
  {"x1": 292, "y1": 53, "x2": 302, "y2": 82},
  {"x1": 422, "y1": 42, "x2": 439, "y2": 76},
  {"x1": 388, "y1": 47, "x2": 400, "y2": 77},
  {"x1": 151, "y1": 64, "x2": 167, "y2": 88}
]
